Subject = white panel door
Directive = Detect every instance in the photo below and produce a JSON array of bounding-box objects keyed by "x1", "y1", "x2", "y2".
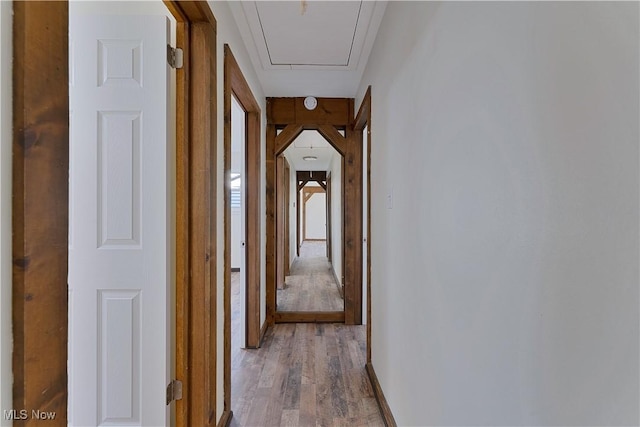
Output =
[{"x1": 69, "y1": 14, "x2": 170, "y2": 427}]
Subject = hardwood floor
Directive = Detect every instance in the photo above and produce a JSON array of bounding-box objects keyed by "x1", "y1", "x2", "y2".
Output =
[
  {"x1": 277, "y1": 241, "x2": 343, "y2": 312},
  {"x1": 230, "y1": 273, "x2": 382, "y2": 426}
]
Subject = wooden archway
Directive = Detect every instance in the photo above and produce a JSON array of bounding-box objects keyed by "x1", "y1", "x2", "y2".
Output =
[{"x1": 266, "y1": 97, "x2": 363, "y2": 325}]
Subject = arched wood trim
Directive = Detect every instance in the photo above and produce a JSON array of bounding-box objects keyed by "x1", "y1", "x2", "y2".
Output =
[
  {"x1": 275, "y1": 124, "x2": 303, "y2": 155},
  {"x1": 316, "y1": 124, "x2": 347, "y2": 156},
  {"x1": 274, "y1": 123, "x2": 347, "y2": 157}
]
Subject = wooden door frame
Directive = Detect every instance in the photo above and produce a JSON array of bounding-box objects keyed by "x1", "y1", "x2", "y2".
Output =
[
  {"x1": 266, "y1": 97, "x2": 362, "y2": 325},
  {"x1": 222, "y1": 42, "x2": 262, "y2": 426},
  {"x1": 326, "y1": 172, "x2": 332, "y2": 261},
  {"x1": 276, "y1": 154, "x2": 286, "y2": 290},
  {"x1": 223, "y1": 44, "x2": 261, "y2": 349},
  {"x1": 354, "y1": 87, "x2": 372, "y2": 364},
  {"x1": 283, "y1": 156, "x2": 291, "y2": 277},
  {"x1": 12, "y1": 2, "x2": 220, "y2": 425}
]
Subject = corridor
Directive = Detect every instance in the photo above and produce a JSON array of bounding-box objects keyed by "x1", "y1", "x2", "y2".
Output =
[
  {"x1": 6, "y1": 2, "x2": 639, "y2": 426},
  {"x1": 277, "y1": 241, "x2": 343, "y2": 312},
  {"x1": 230, "y1": 257, "x2": 381, "y2": 426}
]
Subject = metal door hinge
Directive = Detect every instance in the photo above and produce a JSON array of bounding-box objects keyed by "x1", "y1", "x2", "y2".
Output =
[
  {"x1": 167, "y1": 45, "x2": 184, "y2": 69},
  {"x1": 166, "y1": 379, "x2": 183, "y2": 405}
]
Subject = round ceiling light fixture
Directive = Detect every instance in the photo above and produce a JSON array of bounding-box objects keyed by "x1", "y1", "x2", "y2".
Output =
[
  {"x1": 303, "y1": 155, "x2": 318, "y2": 161},
  {"x1": 303, "y1": 96, "x2": 317, "y2": 111}
]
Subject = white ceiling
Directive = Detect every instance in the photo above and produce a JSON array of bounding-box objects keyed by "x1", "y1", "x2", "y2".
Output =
[
  {"x1": 283, "y1": 130, "x2": 338, "y2": 171},
  {"x1": 229, "y1": 1, "x2": 388, "y2": 97}
]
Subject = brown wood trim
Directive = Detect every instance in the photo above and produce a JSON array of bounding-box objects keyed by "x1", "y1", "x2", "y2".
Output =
[
  {"x1": 168, "y1": 12, "x2": 190, "y2": 427},
  {"x1": 164, "y1": 3, "x2": 219, "y2": 425},
  {"x1": 216, "y1": 410, "x2": 233, "y2": 427},
  {"x1": 268, "y1": 97, "x2": 352, "y2": 126},
  {"x1": 276, "y1": 155, "x2": 286, "y2": 290},
  {"x1": 164, "y1": 0, "x2": 217, "y2": 27},
  {"x1": 223, "y1": 44, "x2": 261, "y2": 351},
  {"x1": 222, "y1": 43, "x2": 233, "y2": 420},
  {"x1": 275, "y1": 311, "x2": 345, "y2": 323},
  {"x1": 246, "y1": 106, "x2": 261, "y2": 345},
  {"x1": 223, "y1": 45, "x2": 262, "y2": 427},
  {"x1": 366, "y1": 363, "x2": 397, "y2": 427},
  {"x1": 276, "y1": 123, "x2": 347, "y2": 159},
  {"x1": 12, "y1": 2, "x2": 69, "y2": 421},
  {"x1": 275, "y1": 124, "x2": 303, "y2": 155},
  {"x1": 355, "y1": 86, "x2": 372, "y2": 363},
  {"x1": 341, "y1": 155, "x2": 346, "y2": 288},
  {"x1": 304, "y1": 186, "x2": 326, "y2": 195},
  {"x1": 316, "y1": 124, "x2": 347, "y2": 156},
  {"x1": 188, "y1": 21, "x2": 217, "y2": 426},
  {"x1": 354, "y1": 86, "x2": 371, "y2": 131},
  {"x1": 296, "y1": 189, "x2": 301, "y2": 257},
  {"x1": 283, "y1": 157, "x2": 291, "y2": 277},
  {"x1": 297, "y1": 170, "x2": 327, "y2": 182},
  {"x1": 343, "y1": 125, "x2": 363, "y2": 325},
  {"x1": 266, "y1": 124, "x2": 277, "y2": 323},
  {"x1": 326, "y1": 172, "x2": 332, "y2": 262}
]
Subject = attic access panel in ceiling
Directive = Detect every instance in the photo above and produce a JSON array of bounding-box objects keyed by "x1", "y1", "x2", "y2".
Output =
[
  {"x1": 239, "y1": 0, "x2": 383, "y2": 72},
  {"x1": 256, "y1": 1, "x2": 362, "y2": 67}
]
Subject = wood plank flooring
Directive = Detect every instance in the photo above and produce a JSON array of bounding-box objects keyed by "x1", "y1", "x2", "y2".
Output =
[
  {"x1": 277, "y1": 241, "x2": 343, "y2": 312},
  {"x1": 230, "y1": 273, "x2": 382, "y2": 426}
]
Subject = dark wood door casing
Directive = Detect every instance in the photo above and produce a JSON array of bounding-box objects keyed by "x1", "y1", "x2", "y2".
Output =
[{"x1": 12, "y1": 2, "x2": 70, "y2": 420}]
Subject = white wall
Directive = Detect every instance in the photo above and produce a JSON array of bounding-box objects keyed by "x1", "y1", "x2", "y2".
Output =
[
  {"x1": 0, "y1": 2, "x2": 12, "y2": 424},
  {"x1": 304, "y1": 191, "x2": 326, "y2": 240},
  {"x1": 230, "y1": 97, "x2": 245, "y2": 270},
  {"x1": 330, "y1": 152, "x2": 343, "y2": 285},
  {"x1": 209, "y1": 1, "x2": 267, "y2": 422},
  {"x1": 230, "y1": 214, "x2": 241, "y2": 269},
  {"x1": 357, "y1": 2, "x2": 639, "y2": 425}
]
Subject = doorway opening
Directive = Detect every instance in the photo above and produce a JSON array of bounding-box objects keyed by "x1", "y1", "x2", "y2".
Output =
[
  {"x1": 230, "y1": 95, "x2": 247, "y2": 349},
  {"x1": 223, "y1": 44, "x2": 263, "y2": 422},
  {"x1": 266, "y1": 97, "x2": 362, "y2": 325},
  {"x1": 354, "y1": 87, "x2": 372, "y2": 363},
  {"x1": 276, "y1": 132, "x2": 345, "y2": 313}
]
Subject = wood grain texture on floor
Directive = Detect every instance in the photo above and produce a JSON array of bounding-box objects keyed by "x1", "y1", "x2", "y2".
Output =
[
  {"x1": 277, "y1": 241, "x2": 343, "y2": 312},
  {"x1": 231, "y1": 273, "x2": 382, "y2": 426}
]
